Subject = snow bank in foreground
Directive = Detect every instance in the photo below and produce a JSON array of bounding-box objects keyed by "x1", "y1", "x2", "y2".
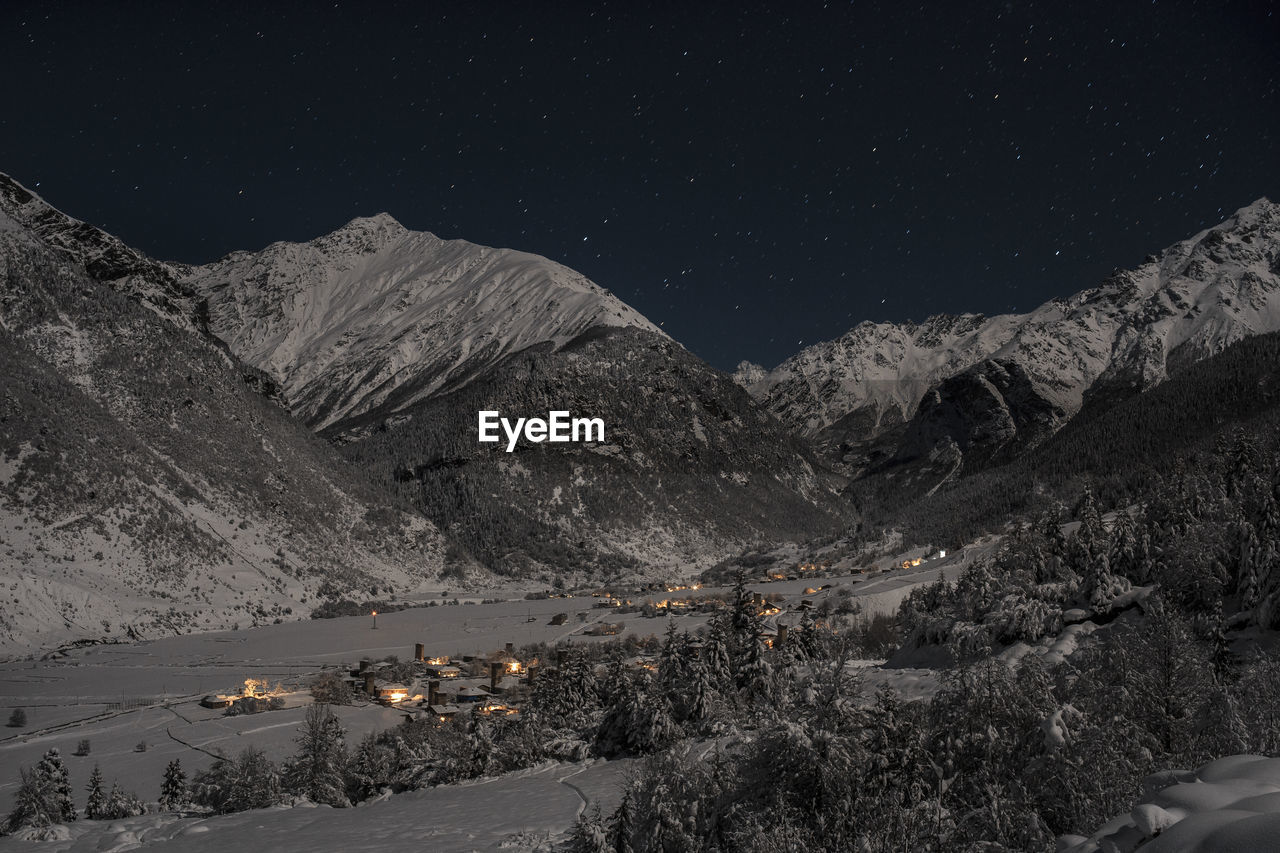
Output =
[
  {"x1": 1061, "y1": 755, "x2": 1280, "y2": 853},
  {"x1": 0, "y1": 759, "x2": 630, "y2": 852}
]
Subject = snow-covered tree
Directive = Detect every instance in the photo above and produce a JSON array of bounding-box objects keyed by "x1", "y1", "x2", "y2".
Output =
[
  {"x1": 192, "y1": 747, "x2": 282, "y2": 814},
  {"x1": 737, "y1": 633, "x2": 779, "y2": 709},
  {"x1": 85, "y1": 765, "x2": 106, "y2": 819},
  {"x1": 466, "y1": 715, "x2": 496, "y2": 778},
  {"x1": 4, "y1": 768, "x2": 52, "y2": 835},
  {"x1": 568, "y1": 805, "x2": 611, "y2": 853},
  {"x1": 36, "y1": 749, "x2": 75, "y2": 823},
  {"x1": 526, "y1": 649, "x2": 601, "y2": 731},
  {"x1": 684, "y1": 657, "x2": 721, "y2": 730},
  {"x1": 1194, "y1": 685, "x2": 1249, "y2": 761},
  {"x1": 596, "y1": 671, "x2": 679, "y2": 757},
  {"x1": 346, "y1": 733, "x2": 394, "y2": 802},
  {"x1": 628, "y1": 689, "x2": 680, "y2": 755},
  {"x1": 99, "y1": 782, "x2": 145, "y2": 820},
  {"x1": 159, "y1": 759, "x2": 187, "y2": 812},
  {"x1": 609, "y1": 790, "x2": 635, "y2": 853},
  {"x1": 283, "y1": 704, "x2": 349, "y2": 807},
  {"x1": 701, "y1": 610, "x2": 733, "y2": 689}
]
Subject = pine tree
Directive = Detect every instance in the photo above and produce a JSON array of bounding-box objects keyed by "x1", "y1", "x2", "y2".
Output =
[
  {"x1": 569, "y1": 805, "x2": 611, "y2": 853},
  {"x1": 159, "y1": 759, "x2": 187, "y2": 812},
  {"x1": 738, "y1": 633, "x2": 779, "y2": 709},
  {"x1": 191, "y1": 747, "x2": 282, "y2": 814},
  {"x1": 36, "y1": 749, "x2": 75, "y2": 823},
  {"x1": 85, "y1": 765, "x2": 106, "y2": 819},
  {"x1": 702, "y1": 611, "x2": 733, "y2": 689},
  {"x1": 609, "y1": 790, "x2": 635, "y2": 853},
  {"x1": 729, "y1": 570, "x2": 758, "y2": 660},
  {"x1": 1251, "y1": 484, "x2": 1280, "y2": 627},
  {"x1": 659, "y1": 622, "x2": 701, "y2": 723},
  {"x1": 1114, "y1": 604, "x2": 1212, "y2": 762},
  {"x1": 1107, "y1": 511, "x2": 1140, "y2": 580},
  {"x1": 628, "y1": 689, "x2": 680, "y2": 754},
  {"x1": 346, "y1": 733, "x2": 393, "y2": 802},
  {"x1": 4, "y1": 767, "x2": 53, "y2": 834},
  {"x1": 1237, "y1": 521, "x2": 1262, "y2": 610},
  {"x1": 467, "y1": 716, "x2": 496, "y2": 777},
  {"x1": 527, "y1": 649, "x2": 601, "y2": 731},
  {"x1": 595, "y1": 670, "x2": 638, "y2": 758},
  {"x1": 283, "y1": 704, "x2": 349, "y2": 807},
  {"x1": 685, "y1": 657, "x2": 719, "y2": 730},
  {"x1": 101, "y1": 782, "x2": 145, "y2": 820},
  {"x1": 1195, "y1": 686, "x2": 1249, "y2": 761}
]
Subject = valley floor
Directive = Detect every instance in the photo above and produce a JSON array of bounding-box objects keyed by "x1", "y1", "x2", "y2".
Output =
[{"x1": 0, "y1": 554, "x2": 965, "y2": 849}]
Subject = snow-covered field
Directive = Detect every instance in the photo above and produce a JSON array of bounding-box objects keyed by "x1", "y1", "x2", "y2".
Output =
[{"x1": 0, "y1": 759, "x2": 632, "y2": 852}]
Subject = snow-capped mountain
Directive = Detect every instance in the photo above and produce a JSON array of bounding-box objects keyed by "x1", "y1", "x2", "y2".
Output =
[
  {"x1": 740, "y1": 198, "x2": 1280, "y2": 466},
  {"x1": 178, "y1": 215, "x2": 848, "y2": 574},
  {"x1": 0, "y1": 172, "x2": 848, "y2": 609},
  {"x1": 0, "y1": 177, "x2": 450, "y2": 655},
  {"x1": 734, "y1": 312, "x2": 1022, "y2": 437},
  {"x1": 182, "y1": 216, "x2": 665, "y2": 435}
]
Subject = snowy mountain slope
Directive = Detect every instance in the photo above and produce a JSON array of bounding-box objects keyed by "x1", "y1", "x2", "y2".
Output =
[
  {"x1": 735, "y1": 311, "x2": 1023, "y2": 436},
  {"x1": 341, "y1": 326, "x2": 851, "y2": 578},
  {"x1": 181, "y1": 216, "x2": 665, "y2": 435},
  {"x1": 0, "y1": 173, "x2": 199, "y2": 331},
  {"x1": 177, "y1": 213, "x2": 849, "y2": 574},
  {"x1": 740, "y1": 198, "x2": 1280, "y2": 466},
  {"x1": 0, "y1": 221, "x2": 445, "y2": 656}
]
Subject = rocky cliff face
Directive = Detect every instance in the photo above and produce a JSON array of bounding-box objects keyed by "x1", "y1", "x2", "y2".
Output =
[{"x1": 0, "y1": 173, "x2": 199, "y2": 330}]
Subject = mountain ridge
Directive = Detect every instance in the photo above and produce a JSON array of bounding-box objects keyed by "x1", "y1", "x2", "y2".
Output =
[
  {"x1": 181, "y1": 214, "x2": 665, "y2": 436},
  {"x1": 0, "y1": 229, "x2": 446, "y2": 656},
  {"x1": 738, "y1": 197, "x2": 1280, "y2": 471}
]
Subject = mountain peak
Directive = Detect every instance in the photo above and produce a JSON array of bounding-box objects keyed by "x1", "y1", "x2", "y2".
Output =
[
  {"x1": 1221, "y1": 197, "x2": 1277, "y2": 230},
  {"x1": 183, "y1": 215, "x2": 664, "y2": 432},
  {"x1": 338, "y1": 211, "x2": 405, "y2": 232},
  {"x1": 312, "y1": 212, "x2": 410, "y2": 254}
]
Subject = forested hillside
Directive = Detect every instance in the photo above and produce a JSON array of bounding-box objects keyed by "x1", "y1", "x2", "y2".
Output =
[
  {"x1": 0, "y1": 231, "x2": 443, "y2": 653},
  {"x1": 855, "y1": 328, "x2": 1280, "y2": 547},
  {"x1": 340, "y1": 327, "x2": 852, "y2": 579}
]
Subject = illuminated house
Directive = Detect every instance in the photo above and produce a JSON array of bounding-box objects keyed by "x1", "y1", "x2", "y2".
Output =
[
  {"x1": 201, "y1": 678, "x2": 277, "y2": 708},
  {"x1": 376, "y1": 683, "x2": 411, "y2": 704},
  {"x1": 751, "y1": 593, "x2": 782, "y2": 617},
  {"x1": 424, "y1": 663, "x2": 462, "y2": 679},
  {"x1": 475, "y1": 698, "x2": 518, "y2": 717},
  {"x1": 428, "y1": 702, "x2": 462, "y2": 721}
]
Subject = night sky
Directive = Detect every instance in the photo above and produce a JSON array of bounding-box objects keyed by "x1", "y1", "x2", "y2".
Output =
[{"x1": 2, "y1": 1, "x2": 1277, "y2": 371}]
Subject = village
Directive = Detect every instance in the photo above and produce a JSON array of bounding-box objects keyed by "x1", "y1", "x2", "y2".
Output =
[
  {"x1": 298, "y1": 546, "x2": 960, "y2": 723},
  {"x1": 295, "y1": 583, "x2": 838, "y2": 725},
  {"x1": 0, "y1": 543, "x2": 973, "y2": 846}
]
